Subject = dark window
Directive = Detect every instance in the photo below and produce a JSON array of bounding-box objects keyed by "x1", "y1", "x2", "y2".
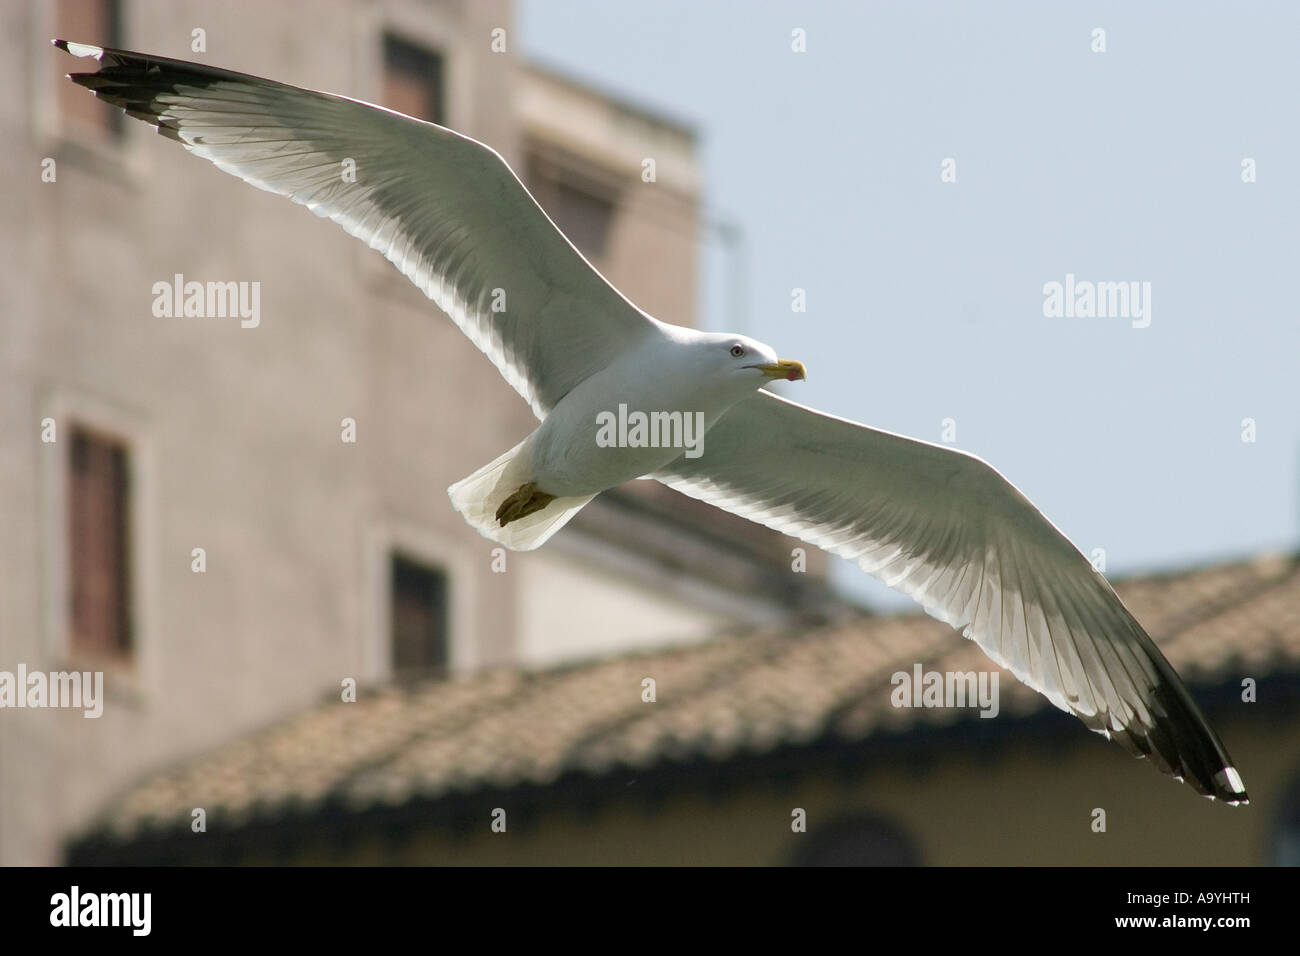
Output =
[
  {"x1": 526, "y1": 156, "x2": 617, "y2": 262},
  {"x1": 551, "y1": 181, "x2": 615, "y2": 260},
  {"x1": 56, "y1": 0, "x2": 123, "y2": 137},
  {"x1": 382, "y1": 34, "x2": 445, "y2": 125},
  {"x1": 390, "y1": 553, "x2": 448, "y2": 678},
  {"x1": 789, "y1": 813, "x2": 921, "y2": 866},
  {"x1": 68, "y1": 425, "x2": 133, "y2": 661}
]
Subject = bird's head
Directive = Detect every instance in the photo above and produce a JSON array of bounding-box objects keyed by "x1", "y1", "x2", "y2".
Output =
[{"x1": 712, "y1": 333, "x2": 806, "y2": 387}]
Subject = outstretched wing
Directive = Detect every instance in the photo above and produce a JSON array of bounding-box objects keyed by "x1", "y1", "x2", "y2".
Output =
[
  {"x1": 55, "y1": 40, "x2": 660, "y2": 418},
  {"x1": 657, "y1": 390, "x2": 1247, "y2": 803}
]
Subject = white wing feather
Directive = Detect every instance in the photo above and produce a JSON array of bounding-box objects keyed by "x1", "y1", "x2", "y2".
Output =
[
  {"x1": 657, "y1": 392, "x2": 1247, "y2": 803},
  {"x1": 59, "y1": 41, "x2": 659, "y2": 418}
]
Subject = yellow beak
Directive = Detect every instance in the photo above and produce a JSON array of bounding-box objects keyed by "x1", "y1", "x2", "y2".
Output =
[{"x1": 753, "y1": 359, "x2": 807, "y2": 382}]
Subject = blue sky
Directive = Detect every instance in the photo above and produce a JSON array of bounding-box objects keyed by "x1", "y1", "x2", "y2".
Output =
[{"x1": 520, "y1": 1, "x2": 1299, "y2": 608}]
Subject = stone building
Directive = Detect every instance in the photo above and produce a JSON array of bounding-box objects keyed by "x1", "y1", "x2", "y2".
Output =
[{"x1": 0, "y1": 0, "x2": 837, "y2": 865}]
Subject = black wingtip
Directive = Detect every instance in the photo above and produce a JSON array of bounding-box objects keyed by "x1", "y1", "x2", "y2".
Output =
[
  {"x1": 1212, "y1": 766, "x2": 1249, "y2": 806},
  {"x1": 52, "y1": 39, "x2": 105, "y2": 60}
]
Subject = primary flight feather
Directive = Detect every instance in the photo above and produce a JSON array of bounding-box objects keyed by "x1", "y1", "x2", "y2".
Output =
[{"x1": 55, "y1": 40, "x2": 1247, "y2": 805}]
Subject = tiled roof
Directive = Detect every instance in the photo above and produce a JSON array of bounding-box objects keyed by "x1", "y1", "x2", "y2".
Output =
[{"x1": 88, "y1": 552, "x2": 1300, "y2": 841}]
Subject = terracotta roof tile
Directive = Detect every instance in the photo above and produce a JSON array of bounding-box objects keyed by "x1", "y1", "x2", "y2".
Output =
[{"x1": 90, "y1": 552, "x2": 1300, "y2": 841}]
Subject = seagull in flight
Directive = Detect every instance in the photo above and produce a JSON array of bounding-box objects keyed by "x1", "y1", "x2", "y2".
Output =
[{"x1": 54, "y1": 40, "x2": 1247, "y2": 805}]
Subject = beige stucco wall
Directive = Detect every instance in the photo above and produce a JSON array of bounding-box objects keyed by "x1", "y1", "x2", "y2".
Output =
[
  {"x1": 515, "y1": 544, "x2": 732, "y2": 665},
  {"x1": 0, "y1": 0, "x2": 528, "y2": 865},
  {"x1": 0, "y1": 0, "x2": 726, "y2": 865}
]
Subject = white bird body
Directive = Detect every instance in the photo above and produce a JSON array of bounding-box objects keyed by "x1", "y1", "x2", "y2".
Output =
[
  {"x1": 55, "y1": 39, "x2": 1248, "y2": 805},
  {"x1": 529, "y1": 328, "x2": 786, "y2": 497}
]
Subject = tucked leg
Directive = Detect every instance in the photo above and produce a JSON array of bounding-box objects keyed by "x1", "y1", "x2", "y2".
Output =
[{"x1": 495, "y1": 482, "x2": 556, "y2": 526}]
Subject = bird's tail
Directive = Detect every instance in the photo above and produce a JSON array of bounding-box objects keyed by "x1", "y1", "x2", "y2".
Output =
[{"x1": 447, "y1": 437, "x2": 595, "y2": 551}]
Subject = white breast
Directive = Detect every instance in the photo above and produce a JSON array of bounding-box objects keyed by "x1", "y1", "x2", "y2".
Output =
[{"x1": 528, "y1": 337, "x2": 737, "y2": 496}]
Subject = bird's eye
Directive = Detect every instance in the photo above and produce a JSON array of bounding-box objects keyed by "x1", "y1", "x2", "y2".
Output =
[{"x1": 730, "y1": 344, "x2": 745, "y2": 358}]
